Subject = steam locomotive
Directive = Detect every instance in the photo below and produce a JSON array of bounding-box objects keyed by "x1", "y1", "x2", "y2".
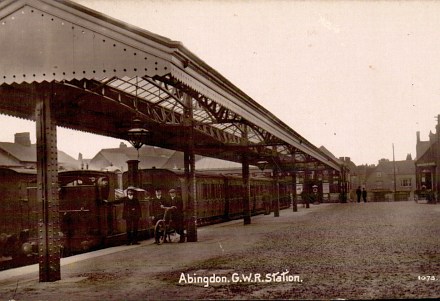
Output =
[{"x1": 0, "y1": 167, "x2": 290, "y2": 270}]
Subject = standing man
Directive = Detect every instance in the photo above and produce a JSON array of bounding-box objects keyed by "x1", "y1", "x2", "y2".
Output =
[
  {"x1": 151, "y1": 188, "x2": 166, "y2": 244},
  {"x1": 356, "y1": 186, "x2": 362, "y2": 203},
  {"x1": 362, "y1": 188, "x2": 367, "y2": 203},
  {"x1": 169, "y1": 188, "x2": 185, "y2": 243},
  {"x1": 262, "y1": 189, "x2": 271, "y2": 215},
  {"x1": 151, "y1": 188, "x2": 165, "y2": 222},
  {"x1": 122, "y1": 187, "x2": 141, "y2": 245}
]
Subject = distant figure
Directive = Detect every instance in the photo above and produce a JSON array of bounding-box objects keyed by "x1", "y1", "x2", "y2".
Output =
[
  {"x1": 122, "y1": 187, "x2": 141, "y2": 245},
  {"x1": 262, "y1": 189, "x2": 271, "y2": 215},
  {"x1": 301, "y1": 190, "x2": 310, "y2": 208},
  {"x1": 362, "y1": 188, "x2": 367, "y2": 203},
  {"x1": 356, "y1": 186, "x2": 361, "y2": 203}
]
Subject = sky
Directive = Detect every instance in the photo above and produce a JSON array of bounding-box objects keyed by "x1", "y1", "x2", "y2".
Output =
[{"x1": 1, "y1": 0, "x2": 440, "y2": 166}]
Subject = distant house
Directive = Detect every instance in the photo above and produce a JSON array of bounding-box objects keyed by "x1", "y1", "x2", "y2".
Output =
[
  {"x1": 87, "y1": 142, "x2": 248, "y2": 173},
  {"x1": 319, "y1": 146, "x2": 356, "y2": 201},
  {"x1": 86, "y1": 142, "x2": 186, "y2": 172},
  {"x1": 0, "y1": 132, "x2": 79, "y2": 170},
  {"x1": 351, "y1": 164, "x2": 376, "y2": 196},
  {"x1": 337, "y1": 157, "x2": 357, "y2": 201},
  {"x1": 415, "y1": 114, "x2": 440, "y2": 194},
  {"x1": 365, "y1": 157, "x2": 415, "y2": 202}
]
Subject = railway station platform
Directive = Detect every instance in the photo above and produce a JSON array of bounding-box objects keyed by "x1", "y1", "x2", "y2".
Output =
[{"x1": 0, "y1": 201, "x2": 439, "y2": 300}]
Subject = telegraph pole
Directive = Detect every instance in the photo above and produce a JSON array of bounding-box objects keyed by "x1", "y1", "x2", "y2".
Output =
[
  {"x1": 436, "y1": 115, "x2": 439, "y2": 203},
  {"x1": 393, "y1": 143, "x2": 397, "y2": 201}
]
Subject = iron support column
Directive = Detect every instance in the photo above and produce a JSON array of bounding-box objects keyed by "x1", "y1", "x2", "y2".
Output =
[
  {"x1": 272, "y1": 146, "x2": 280, "y2": 217},
  {"x1": 273, "y1": 169, "x2": 280, "y2": 217},
  {"x1": 36, "y1": 88, "x2": 60, "y2": 282},
  {"x1": 436, "y1": 117, "x2": 439, "y2": 203},
  {"x1": 184, "y1": 93, "x2": 197, "y2": 242},
  {"x1": 242, "y1": 152, "x2": 251, "y2": 225},
  {"x1": 292, "y1": 173, "x2": 297, "y2": 212},
  {"x1": 241, "y1": 124, "x2": 251, "y2": 225},
  {"x1": 305, "y1": 166, "x2": 310, "y2": 208}
]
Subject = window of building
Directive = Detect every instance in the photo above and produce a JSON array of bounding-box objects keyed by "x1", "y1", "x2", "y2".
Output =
[
  {"x1": 375, "y1": 181, "x2": 383, "y2": 189},
  {"x1": 400, "y1": 178, "x2": 411, "y2": 187},
  {"x1": 376, "y1": 172, "x2": 382, "y2": 178}
]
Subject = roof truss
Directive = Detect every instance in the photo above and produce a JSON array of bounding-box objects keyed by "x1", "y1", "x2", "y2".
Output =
[{"x1": 0, "y1": 0, "x2": 341, "y2": 172}]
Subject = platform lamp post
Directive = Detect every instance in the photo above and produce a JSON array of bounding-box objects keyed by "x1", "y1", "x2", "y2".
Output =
[
  {"x1": 126, "y1": 117, "x2": 149, "y2": 188},
  {"x1": 256, "y1": 160, "x2": 269, "y2": 175},
  {"x1": 257, "y1": 160, "x2": 272, "y2": 215},
  {"x1": 127, "y1": 117, "x2": 149, "y2": 152}
]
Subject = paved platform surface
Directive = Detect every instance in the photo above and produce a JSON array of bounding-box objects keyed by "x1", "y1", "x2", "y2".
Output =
[{"x1": 0, "y1": 201, "x2": 439, "y2": 300}]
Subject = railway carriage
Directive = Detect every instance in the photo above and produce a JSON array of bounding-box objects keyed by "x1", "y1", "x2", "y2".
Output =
[
  {"x1": 1, "y1": 166, "x2": 289, "y2": 270},
  {"x1": 0, "y1": 169, "x2": 128, "y2": 267},
  {"x1": 128, "y1": 168, "x2": 287, "y2": 226},
  {"x1": 0, "y1": 168, "x2": 37, "y2": 264}
]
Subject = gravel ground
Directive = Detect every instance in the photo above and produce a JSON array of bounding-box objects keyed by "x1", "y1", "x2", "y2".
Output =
[{"x1": 0, "y1": 201, "x2": 439, "y2": 300}]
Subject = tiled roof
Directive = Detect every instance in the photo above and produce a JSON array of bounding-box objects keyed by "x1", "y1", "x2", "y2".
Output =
[
  {"x1": 0, "y1": 142, "x2": 79, "y2": 169},
  {"x1": 0, "y1": 151, "x2": 21, "y2": 166},
  {"x1": 375, "y1": 159, "x2": 415, "y2": 175},
  {"x1": 90, "y1": 145, "x2": 251, "y2": 172},
  {"x1": 90, "y1": 145, "x2": 183, "y2": 171},
  {"x1": 416, "y1": 140, "x2": 431, "y2": 160},
  {"x1": 0, "y1": 142, "x2": 36, "y2": 162}
]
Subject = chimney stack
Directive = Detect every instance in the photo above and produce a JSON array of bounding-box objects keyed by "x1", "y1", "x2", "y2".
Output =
[{"x1": 14, "y1": 132, "x2": 31, "y2": 146}]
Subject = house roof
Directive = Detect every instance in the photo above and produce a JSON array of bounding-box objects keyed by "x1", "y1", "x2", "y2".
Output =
[
  {"x1": 0, "y1": 142, "x2": 36, "y2": 162},
  {"x1": 416, "y1": 142, "x2": 438, "y2": 165},
  {"x1": 0, "y1": 153, "x2": 21, "y2": 167},
  {"x1": 0, "y1": 142, "x2": 79, "y2": 169},
  {"x1": 355, "y1": 164, "x2": 377, "y2": 177},
  {"x1": 89, "y1": 144, "x2": 257, "y2": 172},
  {"x1": 90, "y1": 145, "x2": 181, "y2": 171},
  {"x1": 375, "y1": 159, "x2": 415, "y2": 175},
  {"x1": 416, "y1": 140, "x2": 431, "y2": 160}
]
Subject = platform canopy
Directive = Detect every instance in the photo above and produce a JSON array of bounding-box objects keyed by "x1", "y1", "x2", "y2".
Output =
[{"x1": 0, "y1": 0, "x2": 340, "y2": 172}]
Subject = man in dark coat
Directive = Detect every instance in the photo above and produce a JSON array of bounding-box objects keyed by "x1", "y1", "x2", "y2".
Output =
[
  {"x1": 262, "y1": 189, "x2": 271, "y2": 215},
  {"x1": 362, "y1": 188, "x2": 367, "y2": 203},
  {"x1": 356, "y1": 186, "x2": 362, "y2": 203},
  {"x1": 151, "y1": 188, "x2": 166, "y2": 223},
  {"x1": 168, "y1": 188, "x2": 185, "y2": 243},
  {"x1": 151, "y1": 188, "x2": 167, "y2": 244},
  {"x1": 122, "y1": 187, "x2": 141, "y2": 245}
]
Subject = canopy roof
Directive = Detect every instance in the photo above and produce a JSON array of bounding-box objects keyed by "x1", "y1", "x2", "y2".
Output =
[{"x1": 0, "y1": 0, "x2": 341, "y2": 171}]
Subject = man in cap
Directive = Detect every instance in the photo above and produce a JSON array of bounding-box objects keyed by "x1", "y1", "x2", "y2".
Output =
[
  {"x1": 122, "y1": 187, "x2": 141, "y2": 245},
  {"x1": 168, "y1": 188, "x2": 185, "y2": 243},
  {"x1": 151, "y1": 187, "x2": 166, "y2": 243}
]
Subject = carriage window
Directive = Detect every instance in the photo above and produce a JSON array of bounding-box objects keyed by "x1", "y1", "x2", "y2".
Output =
[
  {"x1": 210, "y1": 184, "x2": 215, "y2": 198},
  {"x1": 213, "y1": 183, "x2": 218, "y2": 198},
  {"x1": 202, "y1": 183, "x2": 208, "y2": 199},
  {"x1": 217, "y1": 184, "x2": 223, "y2": 199}
]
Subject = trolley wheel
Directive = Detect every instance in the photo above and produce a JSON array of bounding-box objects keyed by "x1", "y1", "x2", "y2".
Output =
[{"x1": 154, "y1": 220, "x2": 166, "y2": 245}]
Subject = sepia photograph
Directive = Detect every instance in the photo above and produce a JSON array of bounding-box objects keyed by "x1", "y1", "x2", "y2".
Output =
[{"x1": 0, "y1": 0, "x2": 439, "y2": 300}]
